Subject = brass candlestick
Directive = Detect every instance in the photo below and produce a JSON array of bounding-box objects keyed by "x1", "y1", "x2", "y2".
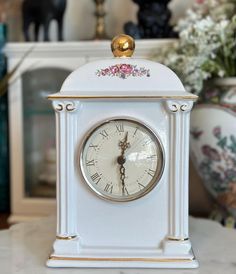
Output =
[{"x1": 93, "y1": 0, "x2": 108, "y2": 40}]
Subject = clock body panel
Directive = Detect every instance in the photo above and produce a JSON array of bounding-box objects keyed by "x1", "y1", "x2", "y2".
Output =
[
  {"x1": 74, "y1": 100, "x2": 168, "y2": 248},
  {"x1": 49, "y1": 97, "x2": 196, "y2": 267}
]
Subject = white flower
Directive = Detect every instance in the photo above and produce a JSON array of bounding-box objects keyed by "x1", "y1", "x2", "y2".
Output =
[
  {"x1": 218, "y1": 70, "x2": 225, "y2": 77},
  {"x1": 154, "y1": 0, "x2": 236, "y2": 94}
]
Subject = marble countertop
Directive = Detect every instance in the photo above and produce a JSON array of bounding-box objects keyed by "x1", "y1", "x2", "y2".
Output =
[{"x1": 0, "y1": 216, "x2": 236, "y2": 274}]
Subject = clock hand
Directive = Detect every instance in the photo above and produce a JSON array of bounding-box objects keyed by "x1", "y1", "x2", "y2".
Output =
[
  {"x1": 119, "y1": 132, "x2": 130, "y2": 155},
  {"x1": 117, "y1": 154, "x2": 126, "y2": 195},
  {"x1": 120, "y1": 164, "x2": 126, "y2": 196},
  {"x1": 117, "y1": 132, "x2": 130, "y2": 195}
]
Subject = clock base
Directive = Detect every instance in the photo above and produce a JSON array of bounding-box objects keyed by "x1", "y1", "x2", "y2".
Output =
[{"x1": 47, "y1": 250, "x2": 199, "y2": 268}]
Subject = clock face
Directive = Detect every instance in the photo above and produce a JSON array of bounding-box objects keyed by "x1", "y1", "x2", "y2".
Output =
[{"x1": 80, "y1": 119, "x2": 164, "y2": 202}]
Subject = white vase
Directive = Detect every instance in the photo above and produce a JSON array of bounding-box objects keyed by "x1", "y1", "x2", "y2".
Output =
[{"x1": 190, "y1": 78, "x2": 236, "y2": 221}]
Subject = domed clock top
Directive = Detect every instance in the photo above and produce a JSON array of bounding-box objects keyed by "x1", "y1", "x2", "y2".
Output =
[{"x1": 48, "y1": 34, "x2": 197, "y2": 99}]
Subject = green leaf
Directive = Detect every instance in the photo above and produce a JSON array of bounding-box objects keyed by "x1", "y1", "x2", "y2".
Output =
[
  {"x1": 228, "y1": 135, "x2": 236, "y2": 153},
  {"x1": 217, "y1": 137, "x2": 227, "y2": 149}
]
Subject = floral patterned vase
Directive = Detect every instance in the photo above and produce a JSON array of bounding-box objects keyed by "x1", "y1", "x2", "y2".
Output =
[{"x1": 190, "y1": 78, "x2": 236, "y2": 225}]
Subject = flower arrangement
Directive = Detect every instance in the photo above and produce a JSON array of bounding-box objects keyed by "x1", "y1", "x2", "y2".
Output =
[{"x1": 156, "y1": 0, "x2": 236, "y2": 94}]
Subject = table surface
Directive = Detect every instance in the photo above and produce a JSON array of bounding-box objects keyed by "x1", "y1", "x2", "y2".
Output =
[{"x1": 0, "y1": 216, "x2": 236, "y2": 274}]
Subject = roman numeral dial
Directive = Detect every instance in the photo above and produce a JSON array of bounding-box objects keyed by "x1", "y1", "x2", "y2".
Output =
[
  {"x1": 80, "y1": 119, "x2": 164, "y2": 202},
  {"x1": 86, "y1": 159, "x2": 95, "y2": 166}
]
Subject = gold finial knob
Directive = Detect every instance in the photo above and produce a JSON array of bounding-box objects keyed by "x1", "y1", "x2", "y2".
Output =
[{"x1": 111, "y1": 34, "x2": 135, "y2": 58}]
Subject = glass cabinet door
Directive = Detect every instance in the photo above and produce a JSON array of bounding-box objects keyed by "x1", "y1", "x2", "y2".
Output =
[{"x1": 22, "y1": 68, "x2": 70, "y2": 198}]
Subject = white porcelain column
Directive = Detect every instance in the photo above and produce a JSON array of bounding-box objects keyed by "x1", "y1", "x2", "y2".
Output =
[
  {"x1": 52, "y1": 100, "x2": 79, "y2": 238},
  {"x1": 166, "y1": 100, "x2": 193, "y2": 240}
]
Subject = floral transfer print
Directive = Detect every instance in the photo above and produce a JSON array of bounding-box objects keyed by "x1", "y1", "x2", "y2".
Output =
[
  {"x1": 199, "y1": 85, "x2": 236, "y2": 112},
  {"x1": 190, "y1": 129, "x2": 203, "y2": 140},
  {"x1": 191, "y1": 126, "x2": 236, "y2": 209},
  {"x1": 96, "y1": 64, "x2": 150, "y2": 79}
]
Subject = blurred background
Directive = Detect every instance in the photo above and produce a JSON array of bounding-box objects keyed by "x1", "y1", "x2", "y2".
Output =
[
  {"x1": 3, "y1": 0, "x2": 194, "y2": 41},
  {"x1": 0, "y1": 0, "x2": 235, "y2": 229}
]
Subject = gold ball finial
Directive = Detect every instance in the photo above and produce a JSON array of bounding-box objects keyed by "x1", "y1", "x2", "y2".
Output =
[{"x1": 111, "y1": 34, "x2": 135, "y2": 58}]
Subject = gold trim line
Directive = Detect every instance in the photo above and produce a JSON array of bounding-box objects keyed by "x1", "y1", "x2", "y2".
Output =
[
  {"x1": 56, "y1": 235, "x2": 77, "y2": 240},
  {"x1": 168, "y1": 237, "x2": 189, "y2": 241},
  {"x1": 48, "y1": 255, "x2": 193, "y2": 263},
  {"x1": 47, "y1": 95, "x2": 198, "y2": 100}
]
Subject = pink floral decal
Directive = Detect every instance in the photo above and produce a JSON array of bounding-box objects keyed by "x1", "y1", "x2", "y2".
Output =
[
  {"x1": 202, "y1": 145, "x2": 221, "y2": 161},
  {"x1": 96, "y1": 64, "x2": 150, "y2": 79},
  {"x1": 196, "y1": 0, "x2": 205, "y2": 4}
]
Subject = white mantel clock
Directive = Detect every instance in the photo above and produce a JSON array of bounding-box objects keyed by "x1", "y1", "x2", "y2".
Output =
[{"x1": 47, "y1": 34, "x2": 199, "y2": 268}]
